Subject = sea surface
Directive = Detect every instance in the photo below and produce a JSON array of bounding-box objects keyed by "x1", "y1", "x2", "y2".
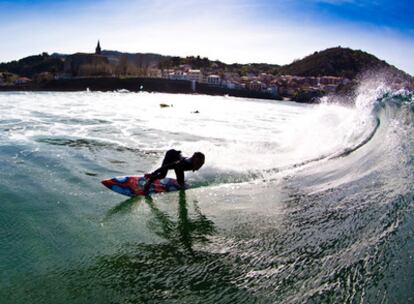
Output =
[{"x1": 1, "y1": 84, "x2": 413, "y2": 303}]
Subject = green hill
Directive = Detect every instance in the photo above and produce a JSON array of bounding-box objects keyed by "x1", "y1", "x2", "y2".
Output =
[
  {"x1": 277, "y1": 47, "x2": 411, "y2": 79},
  {"x1": 0, "y1": 53, "x2": 64, "y2": 77}
]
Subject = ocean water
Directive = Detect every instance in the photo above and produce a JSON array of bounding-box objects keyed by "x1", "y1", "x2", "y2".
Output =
[{"x1": 0, "y1": 86, "x2": 413, "y2": 303}]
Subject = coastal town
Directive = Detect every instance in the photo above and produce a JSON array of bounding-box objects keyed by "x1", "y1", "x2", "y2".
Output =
[
  {"x1": 1, "y1": 41, "x2": 406, "y2": 102},
  {"x1": 161, "y1": 66, "x2": 350, "y2": 99}
]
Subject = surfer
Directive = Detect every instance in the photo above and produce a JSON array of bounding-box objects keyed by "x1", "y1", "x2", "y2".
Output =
[{"x1": 144, "y1": 149, "x2": 205, "y2": 194}]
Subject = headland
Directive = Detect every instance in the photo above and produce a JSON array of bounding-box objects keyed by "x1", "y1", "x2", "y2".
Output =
[{"x1": 1, "y1": 43, "x2": 413, "y2": 103}]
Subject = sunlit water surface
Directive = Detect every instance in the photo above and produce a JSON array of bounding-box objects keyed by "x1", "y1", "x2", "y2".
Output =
[{"x1": 1, "y1": 90, "x2": 413, "y2": 303}]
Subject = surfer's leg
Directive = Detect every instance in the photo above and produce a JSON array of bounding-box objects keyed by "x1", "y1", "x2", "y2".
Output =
[
  {"x1": 144, "y1": 150, "x2": 179, "y2": 193},
  {"x1": 162, "y1": 149, "x2": 181, "y2": 166},
  {"x1": 156, "y1": 168, "x2": 168, "y2": 179}
]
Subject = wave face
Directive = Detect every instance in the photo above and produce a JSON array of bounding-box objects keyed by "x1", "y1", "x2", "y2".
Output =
[{"x1": 0, "y1": 88, "x2": 413, "y2": 303}]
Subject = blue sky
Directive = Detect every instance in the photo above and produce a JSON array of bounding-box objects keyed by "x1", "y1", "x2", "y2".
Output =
[{"x1": 1, "y1": 0, "x2": 413, "y2": 74}]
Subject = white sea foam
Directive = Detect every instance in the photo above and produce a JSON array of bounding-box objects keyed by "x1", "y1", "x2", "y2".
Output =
[{"x1": 0, "y1": 91, "x2": 373, "y2": 176}]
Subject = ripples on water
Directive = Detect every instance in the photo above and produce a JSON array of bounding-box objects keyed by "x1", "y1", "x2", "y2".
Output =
[{"x1": 0, "y1": 90, "x2": 413, "y2": 303}]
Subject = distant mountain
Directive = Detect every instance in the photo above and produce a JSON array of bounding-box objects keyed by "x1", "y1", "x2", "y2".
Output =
[{"x1": 277, "y1": 47, "x2": 412, "y2": 80}]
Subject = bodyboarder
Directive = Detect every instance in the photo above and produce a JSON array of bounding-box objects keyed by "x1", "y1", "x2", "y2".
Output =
[{"x1": 144, "y1": 149, "x2": 205, "y2": 194}]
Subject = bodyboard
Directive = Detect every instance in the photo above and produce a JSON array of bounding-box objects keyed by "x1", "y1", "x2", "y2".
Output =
[{"x1": 101, "y1": 176, "x2": 184, "y2": 197}]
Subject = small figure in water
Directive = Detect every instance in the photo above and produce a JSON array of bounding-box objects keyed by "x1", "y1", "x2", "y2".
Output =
[{"x1": 144, "y1": 149, "x2": 205, "y2": 194}]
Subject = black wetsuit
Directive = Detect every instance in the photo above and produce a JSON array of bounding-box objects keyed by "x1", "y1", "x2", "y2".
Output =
[{"x1": 147, "y1": 149, "x2": 193, "y2": 187}]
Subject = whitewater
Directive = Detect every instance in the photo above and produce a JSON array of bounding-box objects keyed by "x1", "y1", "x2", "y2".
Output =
[{"x1": 0, "y1": 85, "x2": 413, "y2": 303}]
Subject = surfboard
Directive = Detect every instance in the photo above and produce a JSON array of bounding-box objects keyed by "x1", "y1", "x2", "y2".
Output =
[{"x1": 101, "y1": 175, "x2": 184, "y2": 197}]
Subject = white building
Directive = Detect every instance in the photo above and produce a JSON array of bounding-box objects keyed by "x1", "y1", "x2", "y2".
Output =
[
  {"x1": 223, "y1": 80, "x2": 242, "y2": 90},
  {"x1": 168, "y1": 70, "x2": 188, "y2": 81},
  {"x1": 187, "y1": 69, "x2": 204, "y2": 82},
  {"x1": 162, "y1": 69, "x2": 174, "y2": 78},
  {"x1": 249, "y1": 80, "x2": 266, "y2": 91},
  {"x1": 207, "y1": 75, "x2": 221, "y2": 86}
]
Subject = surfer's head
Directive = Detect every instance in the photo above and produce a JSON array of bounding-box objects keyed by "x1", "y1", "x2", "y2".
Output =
[{"x1": 191, "y1": 152, "x2": 205, "y2": 171}]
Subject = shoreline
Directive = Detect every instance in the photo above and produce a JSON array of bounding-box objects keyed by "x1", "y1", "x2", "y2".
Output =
[{"x1": 0, "y1": 77, "x2": 285, "y2": 101}]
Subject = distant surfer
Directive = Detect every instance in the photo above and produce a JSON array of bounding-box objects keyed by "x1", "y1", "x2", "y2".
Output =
[{"x1": 144, "y1": 149, "x2": 205, "y2": 194}]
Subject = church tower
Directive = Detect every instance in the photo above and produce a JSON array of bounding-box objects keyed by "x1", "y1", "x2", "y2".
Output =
[{"x1": 95, "y1": 40, "x2": 102, "y2": 55}]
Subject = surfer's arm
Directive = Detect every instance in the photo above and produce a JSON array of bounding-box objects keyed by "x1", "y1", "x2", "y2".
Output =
[
  {"x1": 144, "y1": 161, "x2": 182, "y2": 193},
  {"x1": 174, "y1": 169, "x2": 185, "y2": 187},
  {"x1": 145, "y1": 160, "x2": 181, "y2": 186}
]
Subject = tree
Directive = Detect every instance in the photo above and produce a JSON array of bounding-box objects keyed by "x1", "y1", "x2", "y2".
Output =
[
  {"x1": 115, "y1": 55, "x2": 129, "y2": 76},
  {"x1": 79, "y1": 63, "x2": 112, "y2": 76}
]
